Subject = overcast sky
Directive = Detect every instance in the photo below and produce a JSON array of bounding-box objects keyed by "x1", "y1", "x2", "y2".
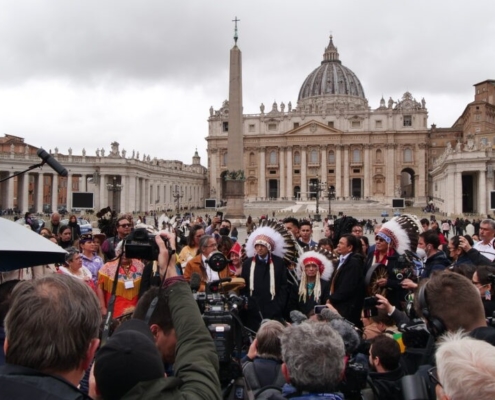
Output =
[{"x1": 0, "y1": 0, "x2": 493, "y2": 165}]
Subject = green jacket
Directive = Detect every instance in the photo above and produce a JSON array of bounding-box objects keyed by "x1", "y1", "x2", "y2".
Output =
[{"x1": 122, "y1": 280, "x2": 222, "y2": 400}]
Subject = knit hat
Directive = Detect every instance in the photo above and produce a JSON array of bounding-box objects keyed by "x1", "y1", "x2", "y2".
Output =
[
  {"x1": 95, "y1": 319, "x2": 165, "y2": 400},
  {"x1": 378, "y1": 214, "x2": 423, "y2": 254},
  {"x1": 229, "y1": 241, "x2": 242, "y2": 257}
]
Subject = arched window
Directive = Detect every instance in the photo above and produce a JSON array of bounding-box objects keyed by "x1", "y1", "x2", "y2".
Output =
[
  {"x1": 376, "y1": 149, "x2": 383, "y2": 163},
  {"x1": 404, "y1": 148, "x2": 413, "y2": 163},
  {"x1": 222, "y1": 152, "x2": 227, "y2": 166},
  {"x1": 249, "y1": 152, "x2": 255, "y2": 165},
  {"x1": 310, "y1": 149, "x2": 318, "y2": 163},
  {"x1": 294, "y1": 151, "x2": 301, "y2": 165},
  {"x1": 269, "y1": 150, "x2": 277, "y2": 164},
  {"x1": 328, "y1": 150, "x2": 335, "y2": 164},
  {"x1": 353, "y1": 149, "x2": 361, "y2": 163}
]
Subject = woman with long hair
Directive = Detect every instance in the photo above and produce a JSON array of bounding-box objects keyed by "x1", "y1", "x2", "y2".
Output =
[
  {"x1": 290, "y1": 247, "x2": 334, "y2": 316},
  {"x1": 178, "y1": 224, "x2": 205, "y2": 270},
  {"x1": 58, "y1": 225, "x2": 77, "y2": 249},
  {"x1": 68, "y1": 214, "x2": 81, "y2": 241},
  {"x1": 97, "y1": 242, "x2": 144, "y2": 317}
]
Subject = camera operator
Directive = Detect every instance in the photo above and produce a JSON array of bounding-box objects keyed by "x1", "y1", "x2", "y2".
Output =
[
  {"x1": 94, "y1": 232, "x2": 222, "y2": 399},
  {"x1": 368, "y1": 335, "x2": 404, "y2": 400}
]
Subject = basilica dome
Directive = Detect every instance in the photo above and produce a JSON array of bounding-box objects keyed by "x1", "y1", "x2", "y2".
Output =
[{"x1": 298, "y1": 36, "x2": 366, "y2": 102}]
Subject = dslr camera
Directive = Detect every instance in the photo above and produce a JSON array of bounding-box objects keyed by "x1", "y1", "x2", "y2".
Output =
[{"x1": 124, "y1": 228, "x2": 170, "y2": 260}]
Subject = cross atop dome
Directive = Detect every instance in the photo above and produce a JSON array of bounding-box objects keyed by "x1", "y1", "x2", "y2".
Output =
[{"x1": 322, "y1": 35, "x2": 340, "y2": 63}]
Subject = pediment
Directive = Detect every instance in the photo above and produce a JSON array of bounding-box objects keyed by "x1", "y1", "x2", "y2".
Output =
[{"x1": 285, "y1": 120, "x2": 341, "y2": 136}]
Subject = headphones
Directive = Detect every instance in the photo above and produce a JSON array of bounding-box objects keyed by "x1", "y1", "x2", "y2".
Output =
[{"x1": 417, "y1": 281, "x2": 446, "y2": 337}]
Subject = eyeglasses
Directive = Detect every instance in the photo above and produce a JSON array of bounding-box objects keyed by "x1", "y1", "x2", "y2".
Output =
[
  {"x1": 428, "y1": 367, "x2": 442, "y2": 388},
  {"x1": 472, "y1": 280, "x2": 486, "y2": 287},
  {"x1": 119, "y1": 223, "x2": 131, "y2": 228}
]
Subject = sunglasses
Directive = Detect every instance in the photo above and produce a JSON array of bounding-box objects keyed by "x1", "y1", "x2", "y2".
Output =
[
  {"x1": 375, "y1": 236, "x2": 386, "y2": 242},
  {"x1": 428, "y1": 367, "x2": 442, "y2": 388},
  {"x1": 119, "y1": 223, "x2": 131, "y2": 228}
]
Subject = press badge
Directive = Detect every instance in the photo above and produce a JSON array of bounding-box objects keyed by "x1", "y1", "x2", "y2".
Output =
[{"x1": 125, "y1": 280, "x2": 134, "y2": 289}]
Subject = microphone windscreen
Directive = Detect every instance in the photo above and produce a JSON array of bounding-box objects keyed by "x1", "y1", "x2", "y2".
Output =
[
  {"x1": 290, "y1": 310, "x2": 308, "y2": 325},
  {"x1": 329, "y1": 318, "x2": 361, "y2": 355},
  {"x1": 190, "y1": 272, "x2": 201, "y2": 292},
  {"x1": 37, "y1": 148, "x2": 68, "y2": 177},
  {"x1": 320, "y1": 308, "x2": 342, "y2": 322}
]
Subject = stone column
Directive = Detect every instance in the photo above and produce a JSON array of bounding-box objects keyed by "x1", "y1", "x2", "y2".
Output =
[
  {"x1": 19, "y1": 174, "x2": 29, "y2": 212},
  {"x1": 479, "y1": 170, "x2": 487, "y2": 216},
  {"x1": 6, "y1": 172, "x2": 14, "y2": 209},
  {"x1": 301, "y1": 146, "x2": 307, "y2": 200},
  {"x1": 364, "y1": 144, "x2": 371, "y2": 199},
  {"x1": 279, "y1": 147, "x2": 285, "y2": 200},
  {"x1": 209, "y1": 149, "x2": 218, "y2": 200},
  {"x1": 386, "y1": 144, "x2": 396, "y2": 199},
  {"x1": 66, "y1": 174, "x2": 72, "y2": 211},
  {"x1": 120, "y1": 175, "x2": 128, "y2": 213},
  {"x1": 454, "y1": 172, "x2": 463, "y2": 215},
  {"x1": 36, "y1": 173, "x2": 44, "y2": 213},
  {"x1": 336, "y1": 145, "x2": 342, "y2": 199},
  {"x1": 445, "y1": 168, "x2": 455, "y2": 216},
  {"x1": 343, "y1": 145, "x2": 349, "y2": 199},
  {"x1": 286, "y1": 146, "x2": 293, "y2": 199},
  {"x1": 51, "y1": 174, "x2": 58, "y2": 212},
  {"x1": 259, "y1": 148, "x2": 266, "y2": 199},
  {"x1": 417, "y1": 143, "x2": 427, "y2": 203},
  {"x1": 320, "y1": 146, "x2": 327, "y2": 185},
  {"x1": 99, "y1": 174, "x2": 107, "y2": 210}
]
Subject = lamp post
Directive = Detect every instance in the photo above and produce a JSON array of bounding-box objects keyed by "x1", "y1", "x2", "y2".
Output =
[
  {"x1": 106, "y1": 176, "x2": 122, "y2": 212},
  {"x1": 328, "y1": 185, "x2": 336, "y2": 220},
  {"x1": 310, "y1": 174, "x2": 326, "y2": 222},
  {"x1": 172, "y1": 185, "x2": 184, "y2": 215}
]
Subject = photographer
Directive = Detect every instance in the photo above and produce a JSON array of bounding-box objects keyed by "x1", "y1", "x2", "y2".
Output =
[{"x1": 94, "y1": 232, "x2": 222, "y2": 399}]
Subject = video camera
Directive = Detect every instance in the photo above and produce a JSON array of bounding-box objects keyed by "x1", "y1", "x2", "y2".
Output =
[
  {"x1": 190, "y1": 251, "x2": 248, "y2": 388},
  {"x1": 392, "y1": 250, "x2": 419, "y2": 281},
  {"x1": 124, "y1": 228, "x2": 172, "y2": 260}
]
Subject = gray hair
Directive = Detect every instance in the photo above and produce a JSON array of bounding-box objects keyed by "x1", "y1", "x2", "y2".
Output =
[
  {"x1": 481, "y1": 219, "x2": 495, "y2": 230},
  {"x1": 199, "y1": 234, "x2": 214, "y2": 254},
  {"x1": 281, "y1": 322, "x2": 345, "y2": 393},
  {"x1": 4, "y1": 274, "x2": 100, "y2": 374},
  {"x1": 256, "y1": 320, "x2": 285, "y2": 360},
  {"x1": 436, "y1": 331, "x2": 495, "y2": 399}
]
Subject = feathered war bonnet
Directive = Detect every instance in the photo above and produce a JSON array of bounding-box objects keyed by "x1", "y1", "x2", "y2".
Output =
[
  {"x1": 377, "y1": 214, "x2": 423, "y2": 254},
  {"x1": 296, "y1": 246, "x2": 335, "y2": 303},
  {"x1": 245, "y1": 220, "x2": 297, "y2": 299}
]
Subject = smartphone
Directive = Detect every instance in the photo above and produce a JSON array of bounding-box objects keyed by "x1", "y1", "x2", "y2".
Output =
[
  {"x1": 363, "y1": 296, "x2": 379, "y2": 318},
  {"x1": 216, "y1": 211, "x2": 224, "y2": 220},
  {"x1": 314, "y1": 305, "x2": 326, "y2": 314}
]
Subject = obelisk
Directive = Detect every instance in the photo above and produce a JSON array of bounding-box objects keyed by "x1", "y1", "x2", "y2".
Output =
[{"x1": 225, "y1": 17, "x2": 245, "y2": 219}]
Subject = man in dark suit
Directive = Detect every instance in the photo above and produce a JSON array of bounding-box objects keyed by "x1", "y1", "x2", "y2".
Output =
[{"x1": 328, "y1": 234, "x2": 365, "y2": 327}]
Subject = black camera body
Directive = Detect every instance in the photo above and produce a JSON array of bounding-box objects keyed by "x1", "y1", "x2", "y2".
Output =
[
  {"x1": 393, "y1": 253, "x2": 416, "y2": 281},
  {"x1": 124, "y1": 228, "x2": 170, "y2": 260},
  {"x1": 363, "y1": 296, "x2": 379, "y2": 318}
]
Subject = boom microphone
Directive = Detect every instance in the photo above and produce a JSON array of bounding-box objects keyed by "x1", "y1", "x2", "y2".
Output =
[{"x1": 37, "y1": 148, "x2": 68, "y2": 177}]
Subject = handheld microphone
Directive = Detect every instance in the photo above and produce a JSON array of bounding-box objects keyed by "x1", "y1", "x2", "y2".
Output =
[
  {"x1": 190, "y1": 272, "x2": 201, "y2": 293},
  {"x1": 37, "y1": 148, "x2": 68, "y2": 177}
]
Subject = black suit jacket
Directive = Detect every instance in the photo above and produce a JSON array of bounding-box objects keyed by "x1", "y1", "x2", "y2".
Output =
[{"x1": 328, "y1": 252, "x2": 365, "y2": 326}]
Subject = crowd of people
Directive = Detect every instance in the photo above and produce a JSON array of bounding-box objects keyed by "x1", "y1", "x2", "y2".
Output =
[{"x1": 2, "y1": 210, "x2": 495, "y2": 399}]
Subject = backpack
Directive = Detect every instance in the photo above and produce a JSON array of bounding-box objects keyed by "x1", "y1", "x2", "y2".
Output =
[{"x1": 242, "y1": 360, "x2": 284, "y2": 399}]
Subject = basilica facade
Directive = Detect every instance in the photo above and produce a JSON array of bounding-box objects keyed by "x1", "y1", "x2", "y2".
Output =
[{"x1": 206, "y1": 36, "x2": 430, "y2": 207}]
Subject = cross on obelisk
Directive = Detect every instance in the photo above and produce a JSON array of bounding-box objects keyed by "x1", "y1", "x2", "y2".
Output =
[{"x1": 232, "y1": 16, "x2": 240, "y2": 44}]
